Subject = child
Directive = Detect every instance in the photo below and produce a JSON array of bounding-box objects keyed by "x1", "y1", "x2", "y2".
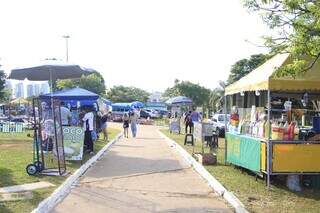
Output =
[{"x1": 123, "y1": 113, "x2": 129, "y2": 138}]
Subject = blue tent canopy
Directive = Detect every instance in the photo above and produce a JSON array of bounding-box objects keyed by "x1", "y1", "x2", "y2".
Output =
[
  {"x1": 112, "y1": 103, "x2": 133, "y2": 111},
  {"x1": 131, "y1": 101, "x2": 144, "y2": 108},
  {"x1": 39, "y1": 88, "x2": 99, "y2": 108}
]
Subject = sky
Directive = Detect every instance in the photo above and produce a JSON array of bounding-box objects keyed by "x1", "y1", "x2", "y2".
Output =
[{"x1": 0, "y1": 0, "x2": 270, "y2": 92}]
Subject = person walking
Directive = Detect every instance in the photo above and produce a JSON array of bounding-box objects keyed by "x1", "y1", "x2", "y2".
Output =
[
  {"x1": 83, "y1": 107, "x2": 94, "y2": 155},
  {"x1": 123, "y1": 113, "x2": 129, "y2": 138},
  {"x1": 129, "y1": 110, "x2": 139, "y2": 138}
]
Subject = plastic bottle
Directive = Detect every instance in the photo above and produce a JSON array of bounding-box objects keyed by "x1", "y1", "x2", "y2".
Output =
[
  {"x1": 278, "y1": 122, "x2": 284, "y2": 140},
  {"x1": 272, "y1": 122, "x2": 279, "y2": 140},
  {"x1": 259, "y1": 120, "x2": 265, "y2": 138},
  {"x1": 264, "y1": 121, "x2": 270, "y2": 139},
  {"x1": 283, "y1": 122, "x2": 289, "y2": 141},
  {"x1": 288, "y1": 122, "x2": 296, "y2": 141}
]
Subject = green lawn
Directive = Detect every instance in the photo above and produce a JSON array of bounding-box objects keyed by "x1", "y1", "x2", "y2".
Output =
[
  {"x1": 0, "y1": 128, "x2": 120, "y2": 213},
  {"x1": 161, "y1": 129, "x2": 320, "y2": 213}
]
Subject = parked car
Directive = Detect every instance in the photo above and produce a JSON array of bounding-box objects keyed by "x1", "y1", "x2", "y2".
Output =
[
  {"x1": 145, "y1": 109, "x2": 160, "y2": 118},
  {"x1": 210, "y1": 113, "x2": 230, "y2": 137},
  {"x1": 139, "y1": 110, "x2": 151, "y2": 119}
]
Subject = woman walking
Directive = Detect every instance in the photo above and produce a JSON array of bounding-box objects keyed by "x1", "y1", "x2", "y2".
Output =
[
  {"x1": 129, "y1": 110, "x2": 139, "y2": 138},
  {"x1": 123, "y1": 113, "x2": 129, "y2": 138}
]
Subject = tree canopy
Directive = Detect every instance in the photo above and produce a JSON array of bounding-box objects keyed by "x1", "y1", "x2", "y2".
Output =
[
  {"x1": 56, "y1": 73, "x2": 106, "y2": 95},
  {"x1": 106, "y1": 85, "x2": 150, "y2": 103},
  {"x1": 227, "y1": 54, "x2": 268, "y2": 85},
  {"x1": 0, "y1": 65, "x2": 10, "y2": 102},
  {"x1": 244, "y1": 0, "x2": 320, "y2": 76},
  {"x1": 164, "y1": 79, "x2": 211, "y2": 107}
]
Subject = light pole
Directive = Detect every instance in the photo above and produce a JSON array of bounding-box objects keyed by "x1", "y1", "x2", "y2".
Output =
[{"x1": 62, "y1": 35, "x2": 70, "y2": 62}]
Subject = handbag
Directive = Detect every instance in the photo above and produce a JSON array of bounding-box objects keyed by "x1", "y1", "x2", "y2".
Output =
[{"x1": 91, "y1": 130, "x2": 97, "y2": 142}]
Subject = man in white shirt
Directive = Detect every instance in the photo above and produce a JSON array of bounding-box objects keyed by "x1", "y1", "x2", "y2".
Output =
[
  {"x1": 83, "y1": 107, "x2": 94, "y2": 155},
  {"x1": 56, "y1": 102, "x2": 71, "y2": 126}
]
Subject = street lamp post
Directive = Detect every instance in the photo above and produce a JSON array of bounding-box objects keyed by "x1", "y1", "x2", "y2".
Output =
[{"x1": 62, "y1": 35, "x2": 70, "y2": 62}]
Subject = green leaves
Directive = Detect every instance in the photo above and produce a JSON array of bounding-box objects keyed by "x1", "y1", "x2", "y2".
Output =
[
  {"x1": 244, "y1": 0, "x2": 320, "y2": 76},
  {"x1": 57, "y1": 73, "x2": 106, "y2": 95},
  {"x1": 106, "y1": 86, "x2": 150, "y2": 103},
  {"x1": 164, "y1": 80, "x2": 211, "y2": 108},
  {"x1": 227, "y1": 54, "x2": 269, "y2": 85}
]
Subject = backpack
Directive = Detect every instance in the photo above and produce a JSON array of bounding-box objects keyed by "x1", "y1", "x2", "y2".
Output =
[{"x1": 186, "y1": 114, "x2": 192, "y2": 123}]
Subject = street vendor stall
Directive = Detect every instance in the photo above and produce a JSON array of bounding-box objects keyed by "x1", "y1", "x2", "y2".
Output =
[
  {"x1": 166, "y1": 96, "x2": 193, "y2": 134},
  {"x1": 224, "y1": 53, "x2": 320, "y2": 188},
  {"x1": 40, "y1": 87, "x2": 100, "y2": 161}
]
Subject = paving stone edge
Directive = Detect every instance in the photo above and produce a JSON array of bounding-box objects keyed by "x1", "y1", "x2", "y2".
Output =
[
  {"x1": 31, "y1": 133, "x2": 123, "y2": 213},
  {"x1": 158, "y1": 130, "x2": 248, "y2": 213}
]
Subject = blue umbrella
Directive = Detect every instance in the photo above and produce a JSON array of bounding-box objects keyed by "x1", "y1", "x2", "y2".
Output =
[
  {"x1": 101, "y1": 98, "x2": 112, "y2": 106},
  {"x1": 165, "y1": 96, "x2": 192, "y2": 105}
]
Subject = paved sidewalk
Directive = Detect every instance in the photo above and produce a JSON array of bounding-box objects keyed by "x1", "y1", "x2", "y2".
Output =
[{"x1": 52, "y1": 124, "x2": 231, "y2": 213}]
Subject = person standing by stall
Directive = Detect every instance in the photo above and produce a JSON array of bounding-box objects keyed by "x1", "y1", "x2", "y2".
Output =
[
  {"x1": 83, "y1": 107, "x2": 94, "y2": 155},
  {"x1": 56, "y1": 101, "x2": 71, "y2": 126},
  {"x1": 184, "y1": 111, "x2": 193, "y2": 134}
]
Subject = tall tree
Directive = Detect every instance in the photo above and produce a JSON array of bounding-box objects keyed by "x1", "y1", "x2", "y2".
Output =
[
  {"x1": 227, "y1": 54, "x2": 268, "y2": 84},
  {"x1": 164, "y1": 80, "x2": 211, "y2": 107},
  {"x1": 0, "y1": 64, "x2": 10, "y2": 102},
  {"x1": 244, "y1": 0, "x2": 320, "y2": 76},
  {"x1": 209, "y1": 81, "x2": 226, "y2": 112},
  {"x1": 107, "y1": 86, "x2": 150, "y2": 103},
  {"x1": 56, "y1": 73, "x2": 106, "y2": 95}
]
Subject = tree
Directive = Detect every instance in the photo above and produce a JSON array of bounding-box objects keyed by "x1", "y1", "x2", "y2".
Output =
[
  {"x1": 106, "y1": 86, "x2": 150, "y2": 103},
  {"x1": 164, "y1": 80, "x2": 211, "y2": 107},
  {"x1": 209, "y1": 81, "x2": 226, "y2": 112},
  {"x1": 0, "y1": 64, "x2": 10, "y2": 102},
  {"x1": 56, "y1": 73, "x2": 106, "y2": 95},
  {"x1": 244, "y1": 0, "x2": 320, "y2": 76},
  {"x1": 227, "y1": 54, "x2": 268, "y2": 84}
]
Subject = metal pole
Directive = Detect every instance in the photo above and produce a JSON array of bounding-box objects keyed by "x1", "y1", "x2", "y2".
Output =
[
  {"x1": 62, "y1": 35, "x2": 70, "y2": 62},
  {"x1": 224, "y1": 95, "x2": 227, "y2": 165},
  {"x1": 267, "y1": 89, "x2": 271, "y2": 188}
]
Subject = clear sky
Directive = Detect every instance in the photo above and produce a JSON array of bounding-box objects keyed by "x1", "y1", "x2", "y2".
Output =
[{"x1": 0, "y1": 0, "x2": 269, "y2": 92}]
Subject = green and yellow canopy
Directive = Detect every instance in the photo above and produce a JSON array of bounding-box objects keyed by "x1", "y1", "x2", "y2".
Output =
[{"x1": 225, "y1": 53, "x2": 320, "y2": 95}]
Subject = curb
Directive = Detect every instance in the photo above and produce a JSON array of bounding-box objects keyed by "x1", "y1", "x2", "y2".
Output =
[
  {"x1": 158, "y1": 130, "x2": 248, "y2": 213},
  {"x1": 32, "y1": 133, "x2": 123, "y2": 213}
]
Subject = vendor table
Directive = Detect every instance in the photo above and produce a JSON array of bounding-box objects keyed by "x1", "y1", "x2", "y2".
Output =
[{"x1": 226, "y1": 132, "x2": 320, "y2": 177}]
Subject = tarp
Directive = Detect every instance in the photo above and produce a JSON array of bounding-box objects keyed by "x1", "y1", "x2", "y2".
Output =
[
  {"x1": 226, "y1": 133, "x2": 261, "y2": 173},
  {"x1": 225, "y1": 53, "x2": 320, "y2": 95}
]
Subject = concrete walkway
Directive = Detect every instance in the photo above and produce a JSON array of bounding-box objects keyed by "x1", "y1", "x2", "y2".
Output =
[{"x1": 52, "y1": 124, "x2": 231, "y2": 213}]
